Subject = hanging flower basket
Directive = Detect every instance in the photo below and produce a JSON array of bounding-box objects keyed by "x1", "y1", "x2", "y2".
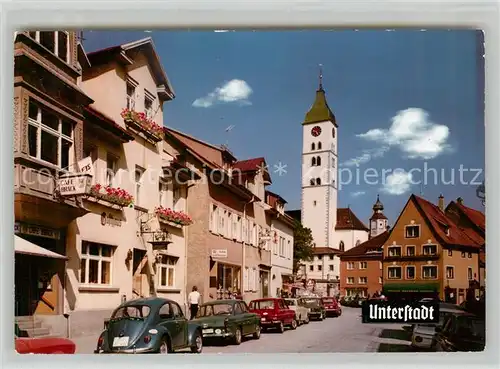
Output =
[
  {"x1": 121, "y1": 108, "x2": 164, "y2": 141},
  {"x1": 155, "y1": 206, "x2": 193, "y2": 226},
  {"x1": 89, "y1": 183, "x2": 134, "y2": 207}
]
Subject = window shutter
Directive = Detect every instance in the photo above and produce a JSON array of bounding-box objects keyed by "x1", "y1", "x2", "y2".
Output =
[
  {"x1": 244, "y1": 267, "x2": 249, "y2": 291},
  {"x1": 254, "y1": 268, "x2": 259, "y2": 292}
]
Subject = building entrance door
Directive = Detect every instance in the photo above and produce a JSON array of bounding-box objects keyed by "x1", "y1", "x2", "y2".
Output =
[
  {"x1": 133, "y1": 249, "x2": 148, "y2": 298},
  {"x1": 260, "y1": 271, "x2": 269, "y2": 298}
]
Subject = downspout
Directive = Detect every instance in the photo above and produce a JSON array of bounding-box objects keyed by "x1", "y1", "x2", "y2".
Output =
[{"x1": 242, "y1": 196, "x2": 255, "y2": 301}]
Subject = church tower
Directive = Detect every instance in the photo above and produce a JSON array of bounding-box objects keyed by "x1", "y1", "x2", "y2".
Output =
[
  {"x1": 369, "y1": 195, "x2": 388, "y2": 239},
  {"x1": 301, "y1": 67, "x2": 338, "y2": 248}
]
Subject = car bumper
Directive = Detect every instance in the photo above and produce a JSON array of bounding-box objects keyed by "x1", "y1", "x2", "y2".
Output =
[
  {"x1": 202, "y1": 328, "x2": 233, "y2": 339},
  {"x1": 94, "y1": 347, "x2": 155, "y2": 354},
  {"x1": 308, "y1": 312, "x2": 323, "y2": 317},
  {"x1": 259, "y1": 319, "x2": 281, "y2": 327},
  {"x1": 411, "y1": 335, "x2": 433, "y2": 349}
]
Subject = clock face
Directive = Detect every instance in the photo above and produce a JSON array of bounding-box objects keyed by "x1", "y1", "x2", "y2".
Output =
[{"x1": 311, "y1": 126, "x2": 322, "y2": 137}]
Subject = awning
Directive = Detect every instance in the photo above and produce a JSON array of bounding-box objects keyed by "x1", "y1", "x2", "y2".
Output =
[
  {"x1": 15, "y1": 235, "x2": 68, "y2": 260},
  {"x1": 383, "y1": 282, "x2": 439, "y2": 293}
]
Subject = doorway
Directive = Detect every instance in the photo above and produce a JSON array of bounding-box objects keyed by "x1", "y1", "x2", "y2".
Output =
[
  {"x1": 132, "y1": 249, "x2": 148, "y2": 298},
  {"x1": 260, "y1": 270, "x2": 269, "y2": 298}
]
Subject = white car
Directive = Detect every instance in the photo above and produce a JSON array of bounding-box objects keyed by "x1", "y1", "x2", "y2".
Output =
[
  {"x1": 411, "y1": 304, "x2": 464, "y2": 350},
  {"x1": 284, "y1": 298, "x2": 310, "y2": 325}
]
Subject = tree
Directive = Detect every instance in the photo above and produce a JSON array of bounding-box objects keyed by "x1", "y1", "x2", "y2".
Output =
[{"x1": 292, "y1": 221, "x2": 315, "y2": 274}]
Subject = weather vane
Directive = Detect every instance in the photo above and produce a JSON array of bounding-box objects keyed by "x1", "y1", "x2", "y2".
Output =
[{"x1": 319, "y1": 63, "x2": 323, "y2": 89}]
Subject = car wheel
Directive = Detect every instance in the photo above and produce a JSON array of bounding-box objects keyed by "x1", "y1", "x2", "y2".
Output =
[
  {"x1": 290, "y1": 319, "x2": 298, "y2": 330},
  {"x1": 159, "y1": 337, "x2": 170, "y2": 354},
  {"x1": 304, "y1": 315, "x2": 310, "y2": 324},
  {"x1": 253, "y1": 325, "x2": 261, "y2": 339},
  {"x1": 277, "y1": 321, "x2": 285, "y2": 333},
  {"x1": 190, "y1": 331, "x2": 203, "y2": 353},
  {"x1": 233, "y1": 327, "x2": 242, "y2": 345}
]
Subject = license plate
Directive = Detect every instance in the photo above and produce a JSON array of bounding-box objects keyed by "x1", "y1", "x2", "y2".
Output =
[
  {"x1": 202, "y1": 328, "x2": 214, "y2": 334},
  {"x1": 113, "y1": 336, "x2": 129, "y2": 347},
  {"x1": 261, "y1": 317, "x2": 266, "y2": 322}
]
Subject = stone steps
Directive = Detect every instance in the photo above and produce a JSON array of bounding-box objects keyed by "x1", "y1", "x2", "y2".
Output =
[{"x1": 15, "y1": 316, "x2": 52, "y2": 338}]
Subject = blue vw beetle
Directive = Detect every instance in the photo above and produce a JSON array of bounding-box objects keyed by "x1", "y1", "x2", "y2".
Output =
[{"x1": 95, "y1": 297, "x2": 203, "y2": 354}]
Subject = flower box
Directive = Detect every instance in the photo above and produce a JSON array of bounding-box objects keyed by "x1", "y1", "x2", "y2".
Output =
[
  {"x1": 88, "y1": 184, "x2": 134, "y2": 207},
  {"x1": 121, "y1": 108, "x2": 164, "y2": 142},
  {"x1": 155, "y1": 206, "x2": 193, "y2": 227}
]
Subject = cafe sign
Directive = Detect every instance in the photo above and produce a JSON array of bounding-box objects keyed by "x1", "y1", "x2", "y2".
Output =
[
  {"x1": 58, "y1": 173, "x2": 92, "y2": 196},
  {"x1": 14, "y1": 222, "x2": 60, "y2": 240},
  {"x1": 100, "y1": 212, "x2": 122, "y2": 227},
  {"x1": 211, "y1": 249, "x2": 228, "y2": 258}
]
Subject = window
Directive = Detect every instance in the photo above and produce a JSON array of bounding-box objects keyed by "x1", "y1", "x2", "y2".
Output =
[
  {"x1": 80, "y1": 241, "x2": 113, "y2": 285},
  {"x1": 135, "y1": 166, "x2": 145, "y2": 206},
  {"x1": 347, "y1": 262, "x2": 354, "y2": 270},
  {"x1": 346, "y1": 277, "x2": 354, "y2": 285},
  {"x1": 379, "y1": 261, "x2": 382, "y2": 270},
  {"x1": 446, "y1": 266, "x2": 455, "y2": 279},
  {"x1": 332, "y1": 128, "x2": 336, "y2": 138},
  {"x1": 388, "y1": 246, "x2": 402, "y2": 257},
  {"x1": 317, "y1": 142, "x2": 322, "y2": 150},
  {"x1": 388, "y1": 266, "x2": 402, "y2": 279},
  {"x1": 329, "y1": 255, "x2": 334, "y2": 260},
  {"x1": 461, "y1": 252, "x2": 466, "y2": 258},
  {"x1": 287, "y1": 240, "x2": 291, "y2": 257},
  {"x1": 422, "y1": 244, "x2": 437, "y2": 255},
  {"x1": 28, "y1": 100, "x2": 74, "y2": 168},
  {"x1": 279, "y1": 237, "x2": 285, "y2": 256},
  {"x1": 242, "y1": 219, "x2": 247, "y2": 243},
  {"x1": 317, "y1": 255, "x2": 323, "y2": 260},
  {"x1": 157, "y1": 256, "x2": 176, "y2": 288},
  {"x1": 311, "y1": 143, "x2": 315, "y2": 151},
  {"x1": 311, "y1": 157, "x2": 316, "y2": 166},
  {"x1": 316, "y1": 156, "x2": 322, "y2": 166},
  {"x1": 332, "y1": 157, "x2": 336, "y2": 168},
  {"x1": 106, "y1": 153, "x2": 117, "y2": 187},
  {"x1": 406, "y1": 246, "x2": 415, "y2": 256},
  {"x1": 359, "y1": 262, "x2": 367, "y2": 269},
  {"x1": 232, "y1": 214, "x2": 238, "y2": 240},
  {"x1": 467, "y1": 252, "x2": 472, "y2": 259},
  {"x1": 468, "y1": 267, "x2": 473, "y2": 280},
  {"x1": 236, "y1": 216, "x2": 242, "y2": 242},
  {"x1": 209, "y1": 204, "x2": 218, "y2": 233},
  {"x1": 406, "y1": 266, "x2": 415, "y2": 279},
  {"x1": 329, "y1": 265, "x2": 334, "y2": 271},
  {"x1": 359, "y1": 277, "x2": 367, "y2": 284},
  {"x1": 309, "y1": 265, "x2": 314, "y2": 271},
  {"x1": 159, "y1": 180, "x2": 168, "y2": 207},
  {"x1": 339, "y1": 241, "x2": 345, "y2": 252},
  {"x1": 172, "y1": 186, "x2": 182, "y2": 211},
  {"x1": 405, "y1": 225, "x2": 420, "y2": 238},
  {"x1": 126, "y1": 81, "x2": 136, "y2": 110},
  {"x1": 422, "y1": 266, "x2": 438, "y2": 279},
  {"x1": 220, "y1": 210, "x2": 227, "y2": 237},
  {"x1": 379, "y1": 277, "x2": 382, "y2": 284},
  {"x1": 318, "y1": 265, "x2": 322, "y2": 271},
  {"x1": 30, "y1": 31, "x2": 69, "y2": 63},
  {"x1": 144, "y1": 93, "x2": 154, "y2": 119},
  {"x1": 448, "y1": 250, "x2": 453, "y2": 257},
  {"x1": 310, "y1": 179, "x2": 315, "y2": 186}
]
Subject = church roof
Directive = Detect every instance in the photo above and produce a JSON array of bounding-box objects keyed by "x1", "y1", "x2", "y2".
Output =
[
  {"x1": 303, "y1": 86, "x2": 337, "y2": 126},
  {"x1": 336, "y1": 208, "x2": 369, "y2": 231},
  {"x1": 339, "y1": 230, "x2": 390, "y2": 260}
]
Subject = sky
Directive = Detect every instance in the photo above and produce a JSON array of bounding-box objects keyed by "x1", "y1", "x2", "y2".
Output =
[{"x1": 83, "y1": 29, "x2": 485, "y2": 226}]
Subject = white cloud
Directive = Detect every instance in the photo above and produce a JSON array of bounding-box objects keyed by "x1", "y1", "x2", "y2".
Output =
[
  {"x1": 350, "y1": 191, "x2": 366, "y2": 197},
  {"x1": 381, "y1": 170, "x2": 413, "y2": 195},
  {"x1": 192, "y1": 79, "x2": 253, "y2": 108},
  {"x1": 341, "y1": 146, "x2": 390, "y2": 167},
  {"x1": 357, "y1": 108, "x2": 451, "y2": 160}
]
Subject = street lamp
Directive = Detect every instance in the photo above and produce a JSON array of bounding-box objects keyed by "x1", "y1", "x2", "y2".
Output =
[{"x1": 476, "y1": 181, "x2": 485, "y2": 206}]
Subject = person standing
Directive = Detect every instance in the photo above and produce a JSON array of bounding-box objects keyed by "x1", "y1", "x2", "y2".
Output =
[{"x1": 188, "y1": 286, "x2": 201, "y2": 320}]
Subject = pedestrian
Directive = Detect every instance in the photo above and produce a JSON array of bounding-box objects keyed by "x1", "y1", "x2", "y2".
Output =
[{"x1": 188, "y1": 286, "x2": 201, "y2": 320}]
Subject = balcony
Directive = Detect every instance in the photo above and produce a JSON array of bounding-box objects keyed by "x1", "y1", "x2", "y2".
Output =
[{"x1": 384, "y1": 253, "x2": 441, "y2": 261}]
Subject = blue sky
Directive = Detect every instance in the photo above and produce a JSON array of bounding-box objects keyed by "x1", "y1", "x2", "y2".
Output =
[{"x1": 83, "y1": 30, "x2": 485, "y2": 226}]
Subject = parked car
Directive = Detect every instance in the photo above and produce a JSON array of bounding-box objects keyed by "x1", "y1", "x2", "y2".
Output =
[
  {"x1": 411, "y1": 304, "x2": 465, "y2": 350},
  {"x1": 284, "y1": 298, "x2": 310, "y2": 325},
  {"x1": 431, "y1": 311, "x2": 485, "y2": 352},
  {"x1": 249, "y1": 298, "x2": 297, "y2": 333},
  {"x1": 302, "y1": 297, "x2": 326, "y2": 321},
  {"x1": 15, "y1": 333, "x2": 76, "y2": 354},
  {"x1": 193, "y1": 299, "x2": 261, "y2": 345},
  {"x1": 94, "y1": 297, "x2": 203, "y2": 354},
  {"x1": 321, "y1": 297, "x2": 342, "y2": 317}
]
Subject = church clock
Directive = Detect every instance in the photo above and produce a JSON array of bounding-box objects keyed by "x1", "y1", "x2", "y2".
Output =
[{"x1": 311, "y1": 126, "x2": 322, "y2": 137}]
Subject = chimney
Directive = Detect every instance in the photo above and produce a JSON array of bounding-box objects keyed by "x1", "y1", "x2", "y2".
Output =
[
  {"x1": 438, "y1": 194, "x2": 445, "y2": 212},
  {"x1": 457, "y1": 197, "x2": 464, "y2": 205}
]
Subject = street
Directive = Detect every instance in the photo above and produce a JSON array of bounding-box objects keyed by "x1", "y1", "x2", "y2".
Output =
[{"x1": 74, "y1": 307, "x2": 411, "y2": 354}]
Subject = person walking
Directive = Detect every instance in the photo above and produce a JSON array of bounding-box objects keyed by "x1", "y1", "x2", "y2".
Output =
[{"x1": 188, "y1": 286, "x2": 201, "y2": 320}]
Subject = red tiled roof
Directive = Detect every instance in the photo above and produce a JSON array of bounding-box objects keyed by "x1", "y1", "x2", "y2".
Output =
[
  {"x1": 340, "y1": 231, "x2": 390, "y2": 259},
  {"x1": 370, "y1": 212, "x2": 388, "y2": 220},
  {"x1": 412, "y1": 195, "x2": 482, "y2": 248},
  {"x1": 312, "y1": 247, "x2": 343, "y2": 255},
  {"x1": 265, "y1": 190, "x2": 287, "y2": 205},
  {"x1": 456, "y1": 202, "x2": 485, "y2": 233},
  {"x1": 336, "y1": 208, "x2": 369, "y2": 231},
  {"x1": 233, "y1": 157, "x2": 272, "y2": 183}
]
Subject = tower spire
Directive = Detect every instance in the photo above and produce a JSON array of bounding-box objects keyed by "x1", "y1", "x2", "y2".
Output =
[{"x1": 318, "y1": 63, "x2": 323, "y2": 90}]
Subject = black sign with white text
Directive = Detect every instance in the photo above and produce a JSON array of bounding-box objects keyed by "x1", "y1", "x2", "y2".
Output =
[{"x1": 361, "y1": 300, "x2": 440, "y2": 324}]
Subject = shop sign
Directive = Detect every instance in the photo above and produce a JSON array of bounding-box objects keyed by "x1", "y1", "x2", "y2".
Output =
[
  {"x1": 211, "y1": 249, "x2": 228, "y2": 258},
  {"x1": 14, "y1": 222, "x2": 60, "y2": 240},
  {"x1": 58, "y1": 173, "x2": 92, "y2": 196},
  {"x1": 100, "y1": 212, "x2": 122, "y2": 227}
]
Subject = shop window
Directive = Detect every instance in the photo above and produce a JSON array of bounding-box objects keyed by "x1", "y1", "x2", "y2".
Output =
[
  {"x1": 28, "y1": 100, "x2": 74, "y2": 169},
  {"x1": 218, "y1": 263, "x2": 241, "y2": 293},
  {"x1": 158, "y1": 255, "x2": 177, "y2": 288},
  {"x1": 80, "y1": 241, "x2": 114, "y2": 285}
]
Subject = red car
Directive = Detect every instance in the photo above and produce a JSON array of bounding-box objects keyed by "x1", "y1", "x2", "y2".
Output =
[
  {"x1": 321, "y1": 297, "x2": 342, "y2": 317},
  {"x1": 249, "y1": 298, "x2": 297, "y2": 333},
  {"x1": 15, "y1": 336, "x2": 76, "y2": 354}
]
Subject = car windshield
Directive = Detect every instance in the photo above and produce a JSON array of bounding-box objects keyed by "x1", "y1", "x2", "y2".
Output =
[
  {"x1": 111, "y1": 305, "x2": 151, "y2": 320},
  {"x1": 456, "y1": 317, "x2": 485, "y2": 339},
  {"x1": 197, "y1": 304, "x2": 233, "y2": 317},
  {"x1": 250, "y1": 300, "x2": 275, "y2": 310},
  {"x1": 303, "y1": 299, "x2": 320, "y2": 307},
  {"x1": 285, "y1": 299, "x2": 296, "y2": 306}
]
